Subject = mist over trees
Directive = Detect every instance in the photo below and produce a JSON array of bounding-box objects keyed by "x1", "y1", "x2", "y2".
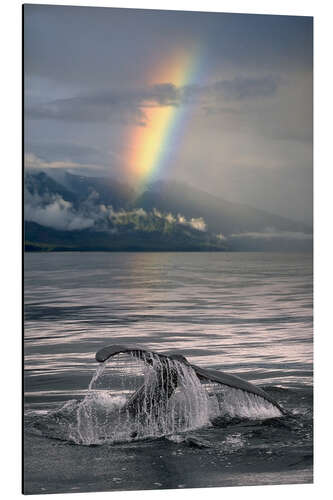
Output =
[{"x1": 24, "y1": 171, "x2": 312, "y2": 252}]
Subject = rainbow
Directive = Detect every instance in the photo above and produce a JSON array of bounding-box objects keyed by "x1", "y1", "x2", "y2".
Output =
[{"x1": 126, "y1": 47, "x2": 201, "y2": 192}]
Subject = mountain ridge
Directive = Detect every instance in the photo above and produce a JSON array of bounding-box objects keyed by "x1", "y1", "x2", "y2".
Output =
[{"x1": 24, "y1": 170, "x2": 312, "y2": 252}]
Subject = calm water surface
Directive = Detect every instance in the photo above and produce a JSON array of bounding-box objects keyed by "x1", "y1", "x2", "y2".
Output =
[{"x1": 24, "y1": 252, "x2": 313, "y2": 408}]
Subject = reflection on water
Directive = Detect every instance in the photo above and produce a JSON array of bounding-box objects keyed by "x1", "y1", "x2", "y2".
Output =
[{"x1": 24, "y1": 252, "x2": 312, "y2": 407}]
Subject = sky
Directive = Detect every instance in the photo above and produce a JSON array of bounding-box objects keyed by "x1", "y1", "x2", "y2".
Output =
[{"x1": 24, "y1": 4, "x2": 313, "y2": 225}]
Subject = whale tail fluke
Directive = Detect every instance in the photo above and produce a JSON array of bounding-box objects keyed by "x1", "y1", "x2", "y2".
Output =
[{"x1": 95, "y1": 344, "x2": 288, "y2": 416}]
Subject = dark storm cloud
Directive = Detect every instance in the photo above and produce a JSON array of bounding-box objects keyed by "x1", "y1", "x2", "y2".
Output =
[
  {"x1": 27, "y1": 76, "x2": 281, "y2": 123},
  {"x1": 26, "y1": 84, "x2": 180, "y2": 123},
  {"x1": 24, "y1": 5, "x2": 313, "y2": 225},
  {"x1": 27, "y1": 97, "x2": 145, "y2": 124},
  {"x1": 213, "y1": 76, "x2": 279, "y2": 100},
  {"x1": 24, "y1": 5, "x2": 312, "y2": 89}
]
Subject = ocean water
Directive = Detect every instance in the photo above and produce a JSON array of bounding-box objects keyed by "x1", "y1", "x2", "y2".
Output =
[
  {"x1": 23, "y1": 252, "x2": 313, "y2": 493},
  {"x1": 24, "y1": 251, "x2": 312, "y2": 405}
]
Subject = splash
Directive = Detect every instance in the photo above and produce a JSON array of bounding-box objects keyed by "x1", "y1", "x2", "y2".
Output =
[
  {"x1": 204, "y1": 382, "x2": 282, "y2": 420},
  {"x1": 73, "y1": 353, "x2": 211, "y2": 445},
  {"x1": 27, "y1": 354, "x2": 282, "y2": 446}
]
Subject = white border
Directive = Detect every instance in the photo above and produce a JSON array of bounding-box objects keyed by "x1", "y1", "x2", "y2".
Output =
[{"x1": 2, "y1": 1, "x2": 332, "y2": 499}]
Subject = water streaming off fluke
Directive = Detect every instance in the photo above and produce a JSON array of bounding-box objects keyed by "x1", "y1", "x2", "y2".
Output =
[{"x1": 27, "y1": 351, "x2": 283, "y2": 445}]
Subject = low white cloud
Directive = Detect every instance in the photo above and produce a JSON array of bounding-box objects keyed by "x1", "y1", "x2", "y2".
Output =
[
  {"x1": 176, "y1": 214, "x2": 206, "y2": 231},
  {"x1": 216, "y1": 233, "x2": 227, "y2": 241},
  {"x1": 229, "y1": 229, "x2": 312, "y2": 240},
  {"x1": 188, "y1": 217, "x2": 206, "y2": 232},
  {"x1": 25, "y1": 182, "x2": 208, "y2": 235},
  {"x1": 25, "y1": 189, "x2": 95, "y2": 230}
]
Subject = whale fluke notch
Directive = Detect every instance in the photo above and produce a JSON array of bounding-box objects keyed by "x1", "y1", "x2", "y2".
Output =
[{"x1": 95, "y1": 344, "x2": 287, "y2": 416}]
